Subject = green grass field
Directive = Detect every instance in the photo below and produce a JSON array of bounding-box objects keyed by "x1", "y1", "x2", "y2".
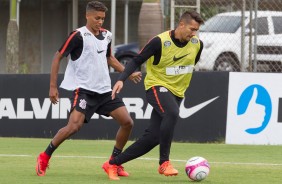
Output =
[{"x1": 0, "y1": 137, "x2": 282, "y2": 184}]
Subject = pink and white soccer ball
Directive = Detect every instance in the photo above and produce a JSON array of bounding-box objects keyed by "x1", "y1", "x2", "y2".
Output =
[{"x1": 185, "y1": 156, "x2": 210, "y2": 181}]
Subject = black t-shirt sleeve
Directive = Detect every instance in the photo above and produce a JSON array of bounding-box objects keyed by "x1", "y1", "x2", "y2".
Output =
[
  {"x1": 58, "y1": 31, "x2": 83, "y2": 60},
  {"x1": 106, "y1": 42, "x2": 111, "y2": 57},
  {"x1": 195, "y1": 40, "x2": 203, "y2": 64},
  {"x1": 118, "y1": 36, "x2": 162, "y2": 81},
  {"x1": 137, "y1": 36, "x2": 162, "y2": 64}
]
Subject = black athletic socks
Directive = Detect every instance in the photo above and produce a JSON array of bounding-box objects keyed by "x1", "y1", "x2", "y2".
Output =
[
  {"x1": 111, "y1": 146, "x2": 122, "y2": 158},
  {"x1": 44, "y1": 141, "x2": 57, "y2": 156},
  {"x1": 109, "y1": 147, "x2": 122, "y2": 165}
]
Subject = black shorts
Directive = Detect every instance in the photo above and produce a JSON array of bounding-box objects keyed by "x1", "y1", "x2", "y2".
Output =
[{"x1": 70, "y1": 88, "x2": 125, "y2": 123}]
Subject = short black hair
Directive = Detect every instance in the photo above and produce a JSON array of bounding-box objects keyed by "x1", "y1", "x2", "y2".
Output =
[
  {"x1": 86, "y1": 1, "x2": 108, "y2": 12},
  {"x1": 180, "y1": 10, "x2": 204, "y2": 25}
]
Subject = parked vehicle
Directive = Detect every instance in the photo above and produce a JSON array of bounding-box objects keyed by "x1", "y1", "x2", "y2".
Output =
[
  {"x1": 114, "y1": 42, "x2": 139, "y2": 66},
  {"x1": 196, "y1": 11, "x2": 282, "y2": 72}
]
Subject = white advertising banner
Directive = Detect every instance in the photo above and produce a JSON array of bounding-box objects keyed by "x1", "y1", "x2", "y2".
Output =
[{"x1": 226, "y1": 72, "x2": 282, "y2": 145}]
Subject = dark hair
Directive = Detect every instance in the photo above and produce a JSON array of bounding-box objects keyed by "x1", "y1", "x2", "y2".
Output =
[
  {"x1": 180, "y1": 10, "x2": 204, "y2": 25},
  {"x1": 86, "y1": 1, "x2": 108, "y2": 12}
]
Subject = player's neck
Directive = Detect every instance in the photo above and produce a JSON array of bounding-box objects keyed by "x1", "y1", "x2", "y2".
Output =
[
  {"x1": 86, "y1": 25, "x2": 99, "y2": 36},
  {"x1": 174, "y1": 28, "x2": 184, "y2": 43}
]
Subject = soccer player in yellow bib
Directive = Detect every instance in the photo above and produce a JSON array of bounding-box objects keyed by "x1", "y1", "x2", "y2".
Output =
[{"x1": 102, "y1": 10, "x2": 204, "y2": 180}]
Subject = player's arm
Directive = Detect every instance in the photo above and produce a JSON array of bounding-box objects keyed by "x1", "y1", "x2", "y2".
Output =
[
  {"x1": 112, "y1": 37, "x2": 161, "y2": 99},
  {"x1": 118, "y1": 36, "x2": 161, "y2": 82},
  {"x1": 106, "y1": 46, "x2": 124, "y2": 73},
  {"x1": 49, "y1": 52, "x2": 63, "y2": 104},
  {"x1": 195, "y1": 40, "x2": 203, "y2": 64},
  {"x1": 106, "y1": 43, "x2": 142, "y2": 83},
  {"x1": 49, "y1": 31, "x2": 81, "y2": 104}
]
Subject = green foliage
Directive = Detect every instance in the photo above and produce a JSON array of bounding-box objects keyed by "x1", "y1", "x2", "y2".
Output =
[
  {"x1": 1, "y1": 138, "x2": 282, "y2": 184},
  {"x1": 200, "y1": 6, "x2": 221, "y2": 21},
  {"x1": 19, "y1": 63, "x2": 29, "y2": 74},
  {"x1": 10, "y1": 0, "x2": 17, "y2": 20}
]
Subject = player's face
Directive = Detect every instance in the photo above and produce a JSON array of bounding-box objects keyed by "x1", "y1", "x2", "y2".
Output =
[
  {"x1": 86, "y1": 10, "x2": 105, "y2": 34},
  {"x1": 180, "y1": 19, "x2": 200, "y2": 42}
]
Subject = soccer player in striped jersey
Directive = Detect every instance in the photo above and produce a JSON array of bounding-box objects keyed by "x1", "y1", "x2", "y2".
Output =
[{"x1": 35, "y1": 1, "x2": 141, "y2": 179}]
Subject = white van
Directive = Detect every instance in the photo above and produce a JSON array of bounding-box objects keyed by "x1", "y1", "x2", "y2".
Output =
[{"x1": 196, "y1": 11, "x2": 282, "y2": 72}]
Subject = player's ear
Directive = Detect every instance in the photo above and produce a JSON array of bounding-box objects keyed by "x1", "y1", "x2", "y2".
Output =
[
  {"x1": 179, "y1": 21, "x2": 185, "y2": 28},
  {"x1": 86, "y1": 11, "x2": 93, "y2": 20}
]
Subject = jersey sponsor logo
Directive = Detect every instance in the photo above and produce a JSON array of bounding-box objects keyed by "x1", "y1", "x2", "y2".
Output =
[
  {"x1": 97, "y1": 50, "x2": 105, "y2": 54},
  {"x1": 166, "y1": 65, "x2": 194, "y2": 75},
  {"x1": 84, "y1": 33, "x2": 91, "y2": 37},
  {"x1": 173, "y1": 53, "x2": 190, "y2": 61}
]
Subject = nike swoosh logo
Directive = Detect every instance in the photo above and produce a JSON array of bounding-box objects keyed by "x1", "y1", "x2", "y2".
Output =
[
  {"x1": 173, "y1": 53, "x2": 189, "y2": 61},
  {"x1": 37, "y1": 162, "x2": 43, "y2": 175},
  {"x1": 97, "y1": 50, "x2": 105, "y2": 54},
  {"x1": 179, "y1": 96, "x2": 219, "y2": 118}
]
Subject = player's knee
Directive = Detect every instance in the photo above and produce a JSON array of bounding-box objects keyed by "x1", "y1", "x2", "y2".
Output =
[
  {"x1": 142, "y1": 131, "x2": 159, "y2": 145},
  {"x1": 126, "y1": 118, "x2": 134, "y2": 129},
  {"x1": 167, "y1": 108, "x2": 179, "y2": 119},
  {"x1": 71, "y1": 124, "x2": 82, "y2": 133},
  {"x1": 145, "y1": 136, "x2": 159, "y2": 148},
  {"x1": 67, "y1": 121, "x2": 83, "y2": 134},
  {"x1": 121, "y1": 118, "x2": 134, "y2": 130}
]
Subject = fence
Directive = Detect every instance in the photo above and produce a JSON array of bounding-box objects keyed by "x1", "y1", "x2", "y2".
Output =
[{"x1": 171, "y1": 0, "x2": 282, "y2": 72}]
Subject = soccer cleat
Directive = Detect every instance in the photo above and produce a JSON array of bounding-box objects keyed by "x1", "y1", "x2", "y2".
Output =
[
  {"x1": 117, "y1": 165, "x2": 129, "y2": 177},
  {"x1": 36, "y1": 152, "x2": 51, "y2": 176},
  {"x1": 109, "y1": 156, "x2": 129, "y2": 177},
  {"x1": 102, "y1": 161, "x2": 120, "y2": 180},
  {"x1": 158, "y1": 161, "x2": 178, "y2": 176}
]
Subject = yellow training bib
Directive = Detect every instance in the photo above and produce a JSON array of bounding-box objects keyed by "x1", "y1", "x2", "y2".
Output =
[{"x1": 144, "y1": 31, "x2": 200, "y2": 97}]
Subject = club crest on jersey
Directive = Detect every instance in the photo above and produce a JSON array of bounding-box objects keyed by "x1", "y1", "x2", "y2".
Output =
[
  {"x1": 79, "y1": 99, "x2": 87, "y2": 109},
  {"x1": 164, "y1": 41, "x2": 171, "y2": 47},
  {"x1": 107, "y1": 36, "x2": 112, "y2": 42},
  {"x1": 191, "y1": 38, "x2": 198, "y2": 44}
]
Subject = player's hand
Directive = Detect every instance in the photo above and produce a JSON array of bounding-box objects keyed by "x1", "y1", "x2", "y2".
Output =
[
  {"x1": 49, "y1": 86, "x2": 59, "y2": 104},
  {"x1": 129, "y1": 71, "x2": 142, "y2": 84},
  {"x1": 111, "y1": 81, "x2": 124, "y2": 100}
]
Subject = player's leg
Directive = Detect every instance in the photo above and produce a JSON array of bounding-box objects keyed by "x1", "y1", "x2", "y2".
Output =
[
  {"x1": 146, "y1": 86, "x2": 181, "y2": 176},
  {"x1": 158, "y1": 95, "x2": 180, "y2": 165},
  {"x1": 97, "y1": 94, "x2": 132, "y2": 180},
  {"x1": 112, "y1": 108, "x2": 161, "y2": 164},
  {"x1": 36, "y1": 109, "x2": 85, "y2": 176},
  {"x1": 107, "y1": 106, "x2": 133, "y2": 178},
  {"x1": 109, "y1": 106, "x2": 133, "y2": 152},
  {"x1": 96, "y1": 94, "x2": 133, "y2": 154},
  {"x1": 36, "y1": 88, "x2": 87, "y2": 176},
  {"x1": 103, "y1": 109, "x2": 161, "y2": 180},
  {"x1": 50, "y1": 109, "x2": 85, "y2": 147}
]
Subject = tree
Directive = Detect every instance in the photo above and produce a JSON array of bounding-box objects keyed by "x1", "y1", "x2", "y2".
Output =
[{"x1": 6, "y1": 0, "x2": 19, "y2": 73}]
